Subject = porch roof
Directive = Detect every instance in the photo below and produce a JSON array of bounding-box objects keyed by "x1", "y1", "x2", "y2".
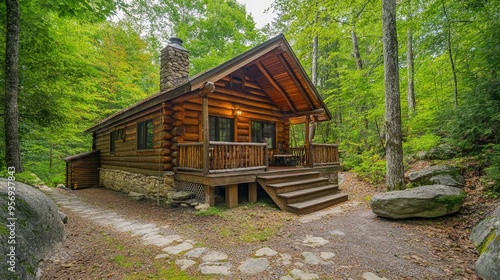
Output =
[{"x1": 86, "y1": 34, "x2": 331, "y2": 134}]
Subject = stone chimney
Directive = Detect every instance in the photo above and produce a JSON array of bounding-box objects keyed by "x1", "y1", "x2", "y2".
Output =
[{"x1": 160, "y1": 37, "x2": 189, "y2": 92}]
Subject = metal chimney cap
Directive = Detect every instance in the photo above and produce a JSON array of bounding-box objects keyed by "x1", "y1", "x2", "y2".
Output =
[
  {"x1": 168, "y1": 37, "x2": 188, "y2": 52},
  {"x1": 169, "y1": 37, "x2": 184, "y2": 46}
]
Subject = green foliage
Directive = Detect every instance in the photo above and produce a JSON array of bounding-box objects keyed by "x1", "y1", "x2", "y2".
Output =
[
  {"x1": 485, "y1": 144, "x2": 500, "y2": 194},
  {"x1": 194, "y1": 206, "x2": 225, "y2": 217},
  {"x1": 343, "y1": 153, "x2": 386, "y2": 185}
]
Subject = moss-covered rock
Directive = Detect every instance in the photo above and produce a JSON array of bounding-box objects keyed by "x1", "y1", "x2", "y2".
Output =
[
  {"x1": 408, "y1": 165, "x2": 465, "y2": 189},
  {"x1": 470, "y1": 204, "x2": 500, "y2": 280},
  {"x1": 0, "y1": 179, "x2": 65, "y2": 280},
  {"x1": 370, "y1": 185, "x2": 465, "y2": 219}
]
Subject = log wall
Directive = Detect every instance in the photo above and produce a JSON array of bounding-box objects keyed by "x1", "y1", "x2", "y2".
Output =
[{"x1": 94, "y1": 74, "x2": 291, "y2": 174}]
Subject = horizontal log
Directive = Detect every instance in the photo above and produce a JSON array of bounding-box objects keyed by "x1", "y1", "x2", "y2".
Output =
[
  {"x1": 162, "y1": 123, "x2": 174, "y2": 131},
  {"x1": 162, "y1": 115, "x2": 174, "y2": 123},
  {"x1": 182, "y1": 117, "x2": 199, "y2": 126},
  {"x1": 172, "y1": 136, "x2": 184, "y2": 143},
  {"x1": 173, "y1": 111, "x2": 185, "y2": 120},
  {"x1": 171, "y1": 144, "x2": 179, "y2": 151},
  {"x1": 171, "y1": 151, "x2": 179, "y2": 158},
  {"x1": 172, "y1": 126, "x2": 186, "y2": 136},
  {"x1": 173, "y1": 120, "x2": 183, "y2": 126},
  {"x1": 238, "y1": 136, "x2": 250, "y2": 142},
  {"x1": 161, "y1": 132, "x2": 173, "y2": 140},
  {"x1": 162, "y1": 141, "x2": 172, "y2": 148},
  {"x1": 185, "y1": 125, "x2": 199, "y2": 134},
  {"x1": 184, "y1": 132, "x2": 199, "y2": 141},
  {"x1": 173, "y1": 104, "x2": 185, "y2": 112},
  {"x1": 184, "y1": 110, "x2": 199, "y2": 119},
  {"x1": 237, "y1": 129, "x2": 249, "y2": 136},
  {"x1": 237, "y1": 122, "x2": 250, "y2": 129}
]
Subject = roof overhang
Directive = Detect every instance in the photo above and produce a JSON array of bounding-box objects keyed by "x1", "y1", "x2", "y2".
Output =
[{"x1": 86, "y1": 34, "x2": 331, "y2": 134}]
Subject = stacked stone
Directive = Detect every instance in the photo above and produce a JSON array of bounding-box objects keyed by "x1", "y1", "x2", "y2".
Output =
[
  {"x1": 99, "y1": 168, "x2": 175, "y2": 199},
  {"x1": 160, "y1": 37, "x2": 189, "y2": 92}
]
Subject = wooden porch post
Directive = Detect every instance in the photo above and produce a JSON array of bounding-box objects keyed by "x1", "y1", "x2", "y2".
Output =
[
  {"x1": 305, "y1": 115, "x2": 313, "y2": 167},
  {"x1": 205, "y1": 185, "x2": 215, "y2": 206},
  {"x1": 226, "y1": 184, "x2": 238, "y2": 208},
  {"x1": 248, "y1": 182, "x2": 257, "y2": 203},
  {"x1": 200, "y1": 82, "x2": 215, "y2": 175}
]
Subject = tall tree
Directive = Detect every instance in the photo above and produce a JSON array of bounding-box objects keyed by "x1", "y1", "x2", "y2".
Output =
[
  {"x1": 406, "y1": 0, "x2": 416, "y2": 115},
  {"x1": 4, "y1": 0, "x2": 22, "y2": 172},
  {"x1": 382, "y1": 0, "x2": 405, "y2": 190}
]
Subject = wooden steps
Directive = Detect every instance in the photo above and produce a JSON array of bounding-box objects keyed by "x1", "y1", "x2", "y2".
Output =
[{"x1": 257, "y1": 171, "x2": 348, "y2": 214}]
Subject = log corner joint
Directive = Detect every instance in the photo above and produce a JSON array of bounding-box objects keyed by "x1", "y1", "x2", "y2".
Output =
[{"x1": 199, "y1": 81, "x2": 215, "y2": 97}]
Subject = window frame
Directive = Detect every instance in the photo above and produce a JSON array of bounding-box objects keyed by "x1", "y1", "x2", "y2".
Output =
[
  {"x1": 137, "y1": 119, "x2": 154, "y2": 150},
  {"x1": 251, "y1": 120, "x2": 276, "y2": 149},
  {"x1": 209, "y1": 115, "x2": 234, "y2": 142}
]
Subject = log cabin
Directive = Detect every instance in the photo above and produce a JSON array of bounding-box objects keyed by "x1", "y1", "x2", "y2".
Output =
[{"x1": 68, "y1": 34, "x2": 348, "y2": 214}]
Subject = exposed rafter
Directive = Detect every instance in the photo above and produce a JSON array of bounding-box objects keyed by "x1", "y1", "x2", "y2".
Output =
[
  {"x1": 255, "y1": 61, "x2": 297, "y2": 113},
  {"x1": 277, "y1": 53, "x2": 315, "y2": 109}
]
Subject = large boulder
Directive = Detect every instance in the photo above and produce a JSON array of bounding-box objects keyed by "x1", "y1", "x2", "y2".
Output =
[
  {"x1": 408, "y1": 165, "x2": 465, "y2": 189},
  {"x1": 470, "y1": 204, "x2": 500, "y2": 280},
  {"x1": 370, "y1": 185, "x2": 466, "y2": 219},
  {"x1": 0, "y1": 178, "x2": 65, "y2": 280}
]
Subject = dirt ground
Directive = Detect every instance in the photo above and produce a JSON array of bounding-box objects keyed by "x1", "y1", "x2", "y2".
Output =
[{"x1": 39, "y1": 164, "x2": 498, "y2": 280}]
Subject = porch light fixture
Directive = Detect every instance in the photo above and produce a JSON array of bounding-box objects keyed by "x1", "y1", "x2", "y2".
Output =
[{"x1": 234, "y1": 108, "x2": 242, "y2": 117}]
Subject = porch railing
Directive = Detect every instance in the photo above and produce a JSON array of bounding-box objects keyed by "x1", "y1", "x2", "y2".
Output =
[
  {"x1": 177, "y1": 141, "x2": 268, "y2": 174},
  {"x1": 310, "y1": 144, "x2": 339, "y2": 166}
]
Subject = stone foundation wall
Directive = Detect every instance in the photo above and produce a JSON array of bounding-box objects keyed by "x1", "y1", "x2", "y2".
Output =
[{"x1": 99, "y1": 168, "x2": 175, "y2": 199}]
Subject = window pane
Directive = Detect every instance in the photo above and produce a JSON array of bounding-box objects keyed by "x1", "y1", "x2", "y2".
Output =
[
  {"x1": 251, "y1": 121, "x2": 261, "y2": 143},
  {"x1": 209, "y1": 116, "x2": 217, "y2": 141},
  {"x1": 251, "y1": 121, "x2": 275, "y2": 149},
  {"x1": 138, "y1": 120, "x2": 154, "y2": 149},
  {"x1": 110, "y1": 131, "x2": 116, "y2": 152},
  {"x1": 219, "y1": 118, "x2": 233, "y2": 142},
  {"x1": 145, "y1": 120, "x2": 154, "y2": 149}
]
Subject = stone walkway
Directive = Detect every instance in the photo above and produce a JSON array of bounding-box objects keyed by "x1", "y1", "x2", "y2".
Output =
[{"x1": 39, "y1": 186, "x2": 385, "y2": 280}]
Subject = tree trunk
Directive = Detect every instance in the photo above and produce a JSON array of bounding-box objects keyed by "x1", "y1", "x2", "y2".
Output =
[
  {"x1": 312, "y1": 35, "x2": 318, "y2": 86},
  {"x1": 383, "y1": 0, "x2": 405, "y2": 190},
  {"x1": 351, "y1": 27, "x2": 363, "y2": 70},
  {"x1": 4, "y1": 0, "x2": 23, "y2": 172},
  {"x1": 442, "y1": 1, "x2": 458, "y2": 107},
  {"x1": 407, "y1": 28, "x2": 416, "y2": 115}
]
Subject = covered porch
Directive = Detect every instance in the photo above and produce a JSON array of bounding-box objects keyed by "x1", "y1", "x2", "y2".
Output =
[{"x1": 175, "y1": 141, "x2": 345, "y2": 214}]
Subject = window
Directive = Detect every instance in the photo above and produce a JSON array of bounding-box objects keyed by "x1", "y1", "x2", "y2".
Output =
[
  {"x1": 110, "y1": 131, "x2": 116, "y2": 153},
  {"x1": 110, "y1": 128, "x2": 126, "y2": 153},
  {"x1": 209, "y1": 116, "x2": 234, "y2": 142},
  {"x1": 137, "y1": 120, "x2": 154, "y2": 149},
  {"x1": 251, "y1": 121, "x2": 276, "y2": 149}
]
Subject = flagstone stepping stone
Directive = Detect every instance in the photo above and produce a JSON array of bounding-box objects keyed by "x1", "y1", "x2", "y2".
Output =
[
  {"x1": 176, "y1": 259, "x2": 197, "y2": 271},
  {"x1": 279, "y1": 253, "x2": 292, "y2": 266},
  {"x1": 99, "y1": 218, "x2": 126, "y2": 225},
  {"x1": 302, "y1": 235, "x2": 330, "y2": 247},
  {"x1": 320, "y1": 252, "x2": 336, "y2": 260},
  {"x1": 287, "y1": 268, "x2": 319, "y2": 280},
  {"x1": 201, "y1": 250, "x2": 228, "y2": 262},
  {"x1": 255, "y1": 247, "x2": 278, "y2": 257},
  {"x1": 143, "y1": 234, "x2": 181, "y2": 247},
  {"x1": 362, "y1": 272, "x2": 388, "y2": 280},
  {"x1": 154, "y1": 254, "x2": 170, "y2": 259},
  {"x1": 185, "y1": 248, "x2": 207, "y2": 259},
  {"x1": 114, "y1": 221, "x2": 134, "y2": 230},
  {"x1": 131, "y1": 227, "x2": 160, "y2": 236},
  {"x1": 238, "y1": 258, "x2": 269, "y2": 274},
  {"x1": 162, "y1": 242, "x2": 193, "y2": 255},
  {"x1": 302, "y1": 252, "x2": 322, "y2": 265},
  {"x1": 199, "y1": 263, "x2": 231, "y2": 276}
]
